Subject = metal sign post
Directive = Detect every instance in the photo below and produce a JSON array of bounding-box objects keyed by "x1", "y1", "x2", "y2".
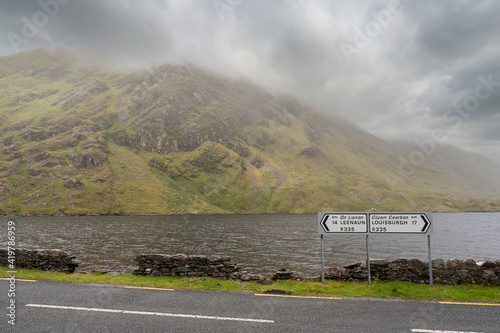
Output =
[
  {"x1": 366, "y1": 234, "x2": 371, "y2": 285},
  {"x1": 428, "y1": 234, "x2": 433, "y2": 287},
  {"x1": 321, "y1": 234, "x2": 325, "y2": 284}
]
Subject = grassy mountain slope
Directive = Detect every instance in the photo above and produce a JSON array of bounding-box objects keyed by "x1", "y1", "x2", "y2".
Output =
[{"x1": 0, "y1": 48, "x2": 499, "y2": 215}]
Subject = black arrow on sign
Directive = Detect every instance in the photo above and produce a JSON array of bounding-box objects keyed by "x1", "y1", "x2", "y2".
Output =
[
  {"x1": 321, "y1": 215, "x2": 330, "y2": 232},
  {"x1": 420, "y1": 214, "x2": 431, "y2": 232}
]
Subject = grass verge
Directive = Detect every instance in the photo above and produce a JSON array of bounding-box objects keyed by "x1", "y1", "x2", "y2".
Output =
[{"x1": 2, "y1": 267, "x2": 499, "y2": 303}]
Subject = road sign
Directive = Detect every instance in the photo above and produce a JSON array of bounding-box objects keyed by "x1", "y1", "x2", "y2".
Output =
[
  {"x1": 318, "y1": 213, "x2": 368, "y2": 234},
  {"x1": 318, "y1": 212, "x2": 432, "y2": 235},
  {"x1": 318, "y1": 211, "x2": 434, "y2": 286},
  {"x1": 369, "y1": 213, "x2": 432, "y2": 234}
]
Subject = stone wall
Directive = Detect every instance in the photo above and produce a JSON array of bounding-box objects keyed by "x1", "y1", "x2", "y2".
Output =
[
  {"x1": 325, "y1": 258, "x2": 500, "y2": 285},
  {"x1": 0, "y1": 248, "x2": 80, "y2": 273},
  {"x1": 2, "y1": 249, "x2": 498, "y2": 286},
  {"x1": 134, "y1": 253, "x2": 272, "y2": 284}
]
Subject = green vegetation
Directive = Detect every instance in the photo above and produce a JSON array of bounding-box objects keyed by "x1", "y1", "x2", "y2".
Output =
[
  {"x1": 2, "y1": 267, "x2": 499, "y2": 303},
  {"x1": 1, "y1": 47, "x2": 500, "y2": 215}
]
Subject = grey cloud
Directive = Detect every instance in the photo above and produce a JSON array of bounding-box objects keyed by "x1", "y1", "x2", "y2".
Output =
[
  {"x1": 1, "y1": 0, "x2": 174, "y2": 63},
  {"x1": 421, "y1": 59, "x2": 500, "y2": 127},
  {"x1": 414, "y1": 2, "x2": 500, "y2": 59},
  {"x1": 383, "y1": 1, "x2": 500, "y2": 76},
  {"x1": 0, "y1": 0, "x2": 43, "y2": 16},
  {"x1": 471, "y1": 121, "x2": 500, "y2": 141}
]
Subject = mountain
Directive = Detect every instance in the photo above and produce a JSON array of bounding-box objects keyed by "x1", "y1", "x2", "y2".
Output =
[{"x1": 1, "y1": 48, "x2": 499, "y2": 215}]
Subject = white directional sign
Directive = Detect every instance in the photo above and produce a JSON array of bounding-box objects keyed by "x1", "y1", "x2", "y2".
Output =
[
  {"x1": 318, "y1": 213, "x2": 368, "y2": 234},
  {"x1": 318, "y1": 212, "x2": 433, "y2": 235},
  {"x1": 369, "y1": 213, "x2": 432, "y2": 234}
]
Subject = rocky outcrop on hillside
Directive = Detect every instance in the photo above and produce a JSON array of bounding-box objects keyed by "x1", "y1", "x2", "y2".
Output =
[{"x1": 67, "y1": 150, "x2": 108, "y2": 169}]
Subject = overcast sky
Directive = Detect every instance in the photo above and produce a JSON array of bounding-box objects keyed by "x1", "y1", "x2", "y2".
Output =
[{"x1": 1, "y1": 0, "x2": 499, "y2": 163}]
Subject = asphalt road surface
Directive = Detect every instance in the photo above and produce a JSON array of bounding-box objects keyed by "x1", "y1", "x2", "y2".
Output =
[{"x1": 0, "y1": 278, "x2": 499, "y2": 332}]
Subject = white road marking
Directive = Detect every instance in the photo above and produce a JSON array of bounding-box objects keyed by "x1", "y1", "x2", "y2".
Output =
[
  {"x1": 25, "y1": 304, "x2": 274, "y2": 323},
  {"x1": 411, "y1": 329, "x2": 485, "y2": 333}
]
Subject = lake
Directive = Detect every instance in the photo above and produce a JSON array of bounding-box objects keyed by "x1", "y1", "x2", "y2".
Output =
[{"x1": 1, "y1": 212, "x2": 499, "y2": 277}]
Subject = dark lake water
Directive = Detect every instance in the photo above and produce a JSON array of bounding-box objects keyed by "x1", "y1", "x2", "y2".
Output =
[{"x1": 1, "y1": 213, "x2": 499, "y2": 277}]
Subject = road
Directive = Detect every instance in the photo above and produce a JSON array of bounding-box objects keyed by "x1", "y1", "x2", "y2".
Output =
[{"x1": 0, "y1": 278, "x2": 499, "y2": 332}]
